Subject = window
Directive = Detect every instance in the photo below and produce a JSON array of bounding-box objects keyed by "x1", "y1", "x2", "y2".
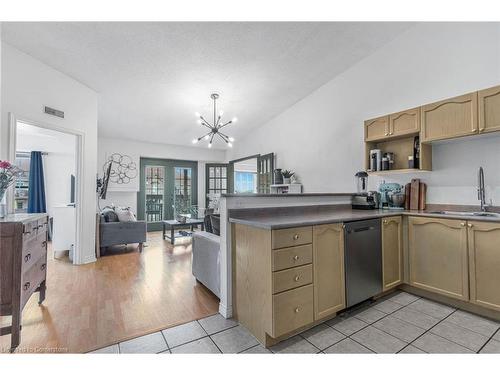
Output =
[
  {"x1": 144, "y1": 166, "x2": 165, "y2": 223},
  {"x1": 205, "y1": 164, "x2": 228, "y2": 206},
  {"x1": 174, "y1": 167, "x2": 193, "y2": 216},
  {"x1": 234, "y1": 171, "x2": 257, "y2": 193}
]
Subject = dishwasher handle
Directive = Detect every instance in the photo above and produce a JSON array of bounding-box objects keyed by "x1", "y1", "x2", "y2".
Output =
[{"x1": 345, "y1": 226, "x2": 376, "y2": 234}]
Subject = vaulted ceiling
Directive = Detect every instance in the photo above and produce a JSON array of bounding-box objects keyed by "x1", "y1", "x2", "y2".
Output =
[{"x1": 2, "y1": 22, "x2": 414, "y2": 149}]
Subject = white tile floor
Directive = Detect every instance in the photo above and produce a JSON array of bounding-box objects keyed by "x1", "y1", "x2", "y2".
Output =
[{"x1": 89, "y1": 291, "x2": 500, "y2": 354}]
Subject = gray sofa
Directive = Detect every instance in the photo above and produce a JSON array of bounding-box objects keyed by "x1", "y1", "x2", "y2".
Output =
[
  {"x1": 99, "y1": 213, "x2": 146, "y2": 255},
  {"x1": 192, "y1": 230, "x2": 220, "y2": 298}
]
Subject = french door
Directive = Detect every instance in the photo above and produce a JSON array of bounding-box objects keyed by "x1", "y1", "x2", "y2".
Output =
[{"x1": 138, "y1": 158, "x2": 198, "y2": 231}]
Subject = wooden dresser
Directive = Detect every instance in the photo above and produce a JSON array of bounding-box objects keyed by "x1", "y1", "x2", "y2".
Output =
[{"x1": 0, "y1": 213, "x2": 48, "y2": 352}]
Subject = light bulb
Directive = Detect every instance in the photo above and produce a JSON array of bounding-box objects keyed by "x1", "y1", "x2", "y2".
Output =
[
  {"x1": 219, "y1": 110, "x2": 224, "y2": 116},
  {"x1": 208, "y1": 143, "x2": 212, "y2": 148},
  {"x1": 195, "y1": 112, "x2": 200, "y2": 117},
  {"x1": 232, "y1": 117, "x2": 238, "y2": 123},
  {"x1": 197, "y1": 119, "x2": 202, "y2": 124},
  {"x1": 204, "y1": 135, "x2": 210, "y2": 140},
  {"x1": 192, "y1": 139, "x2": 198, "y2": 144},
  {"x1": 228, "y1": 137, "x2": 235, "y2": 142},
  {"x1": 228, "y1": 142, "x2": 233, "y2": 148}
]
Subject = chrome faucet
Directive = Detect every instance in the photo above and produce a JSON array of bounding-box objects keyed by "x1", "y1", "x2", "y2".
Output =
[{"x1": 478, "y1": 167, "x2": 486, "y2": 212}]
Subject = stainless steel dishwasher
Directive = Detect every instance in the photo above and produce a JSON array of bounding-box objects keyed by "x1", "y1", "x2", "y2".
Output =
[{"x1": 344, "y1": 218, "x2": 382, "y2": 308}]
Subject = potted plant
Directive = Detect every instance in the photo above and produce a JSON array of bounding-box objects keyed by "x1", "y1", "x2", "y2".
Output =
[
  {"x1": 0, "y1": 160, "x2": 23, "y2": 218},
  {"x1": 281, "y1": 170, "x2": 295, "y2": 185}
]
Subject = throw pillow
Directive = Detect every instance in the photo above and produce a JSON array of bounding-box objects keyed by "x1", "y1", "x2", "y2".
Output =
[
  {"x1": 101, "y1": 207, "x2": 119, "y2": 222},
  {"x1": 210, "y1": 214, "x2": 220, "y2": 236},
  {"x1": 115, "y1": 206, "x2": 137, "y2": 222}
]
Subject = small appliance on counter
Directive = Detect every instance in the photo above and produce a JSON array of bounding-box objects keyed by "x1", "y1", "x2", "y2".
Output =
[
  {"x1": 352, "y1": 191, "x2": 380, "y2": 210},
  {"x1": 379, "y1": 182, "x2": 405, "y2": 210}
]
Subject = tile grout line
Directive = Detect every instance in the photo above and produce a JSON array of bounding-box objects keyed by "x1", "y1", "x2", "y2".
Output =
[
  {"x1": 198, "y1": 318, "x2": 223, "y2": 354},
  {"x1": 476, "y1": 326, "x2": 500, "y2": 353},
  {"x1": 396, "y1": 307, "x2": 457, "y2": 353}
]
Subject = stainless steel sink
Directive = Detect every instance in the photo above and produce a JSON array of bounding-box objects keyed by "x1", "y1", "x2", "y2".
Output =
[{"x1": 429, "y1": 210, "x2": 500, "y2": 218}]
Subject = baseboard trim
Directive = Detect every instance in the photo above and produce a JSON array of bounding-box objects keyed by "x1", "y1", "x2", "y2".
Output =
[{"x1": 218, "y1": 302, "x2": 232, "y2": 318}]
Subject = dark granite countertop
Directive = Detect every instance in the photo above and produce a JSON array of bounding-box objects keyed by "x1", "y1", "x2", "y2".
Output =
[
  {"x1": 228, "y1": 205, "x2": 500, "y2": 229},
  {"x1": 222, "y1": 192, "x2": 355, "y2": 198}
]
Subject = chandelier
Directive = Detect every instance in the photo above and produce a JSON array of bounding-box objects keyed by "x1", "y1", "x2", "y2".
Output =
[{"x1": 192, "y1": 93, "x2": 237, "y2": 148}]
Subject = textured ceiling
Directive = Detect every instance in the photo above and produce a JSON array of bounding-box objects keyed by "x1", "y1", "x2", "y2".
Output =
[{"x1": 2, "y1": 22, "x2": 414, "y2": 149}]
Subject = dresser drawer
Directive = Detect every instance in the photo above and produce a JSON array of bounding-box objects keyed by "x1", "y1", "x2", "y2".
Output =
[
  {"x1": 273, "y1": 264, "x2": 313, "y2": 294},
  {"x1": 21, "y1": 256, "x2": 47, "y2": 308},
  {"x1": 22, "y1": 234, "x2": 47, "y2": 272},
  {"x1": 272, "y1": 284, "x2": 314, "y2": 338},
  {"x1": 272, "y1": 244, "x2": 312, "y2": 271},
  {"x1": 272, "y1": 226, "x2": 312, "y2": 249}
]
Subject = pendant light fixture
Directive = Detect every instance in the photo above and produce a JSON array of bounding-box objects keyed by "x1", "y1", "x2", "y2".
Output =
[{"x1": 192, "y1": 93, "x2": 237, "y2": 148}]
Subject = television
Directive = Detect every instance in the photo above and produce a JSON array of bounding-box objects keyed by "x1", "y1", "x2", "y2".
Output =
[{"x1": 99, "y1": 162, "x2": 112, "y2": 200}]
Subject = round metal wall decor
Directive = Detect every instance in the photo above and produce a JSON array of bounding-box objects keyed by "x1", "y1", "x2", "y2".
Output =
[{"x1": 103, "y1": 153, "x2": 137, "y2": 184}]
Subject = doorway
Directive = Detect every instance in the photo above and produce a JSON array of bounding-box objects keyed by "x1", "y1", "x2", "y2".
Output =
[
  {"x1": 10, "y1": 118, "x2": 81, "y2": 264},
  {"x1": 137, "y1": 158, "x2": 198, "y2": 231}
]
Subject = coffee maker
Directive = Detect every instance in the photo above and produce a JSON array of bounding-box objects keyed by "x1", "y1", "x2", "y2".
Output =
[{"x1": 369, "y1": 149, "x2": 382, "y2": 171}]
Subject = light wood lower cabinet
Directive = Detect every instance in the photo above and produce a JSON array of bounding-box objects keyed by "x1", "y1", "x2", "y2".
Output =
[
  {"x1": 382, "y1": 216, "x2": 403, "y2": 291},
  {"x1": 467, "y1": 221, "x2": 500, "y2": 311},
  {"x1": 421, "y1": 92, "x2": 478, "y2": 142},
  {"x1": 408, "y1": 217, "x2": 469, "y2": 301},
  {"x1": 312, "y1": 224, "x2": 345, "y2": 321}
]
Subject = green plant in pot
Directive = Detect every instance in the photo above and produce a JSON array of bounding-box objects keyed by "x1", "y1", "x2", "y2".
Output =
[{"x1": 281, "y1": 169, "x2": 295, "y2": 185}]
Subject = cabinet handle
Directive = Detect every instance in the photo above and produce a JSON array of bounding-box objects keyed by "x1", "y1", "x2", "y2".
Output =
[
  {"x1": 23, "y1": 282, "x2": 30, "y2": 291},
  {"x1": 294, "y1": 307, "x2": 300, "y2": 313},
  {"x1": 383, "y1": 220, "x2": 388, "y2": 224},
  {"x1": 460, "y1": 222, "x2": 466, "y2": 227},
  {"x1": 38, "y1": 224, "x2": 44, "y2": 229},
  {"x1": 294, "y1": 275, "x2": 300, "y2": 282},
  {"x1": 41, "y1": 264, "x2": 46, "y2": 271},
  {"x1": 468, "y1": 223, "x2": 473, "y2": 228},
  {"x1": 42, "y1": 241, "x2": 47, "y2": 248},
  {"x1": 293, "y1": 234, "x2": 299, "y2": 240},
  {"x1": 389, "y1": 132, "x2": 393, "y2": 135},
  {"x1": 293, "y1": 255, "x2": 299, "y2": 261},
  {"x1": 24, "y1": 253, "x2": 31, "y2": 263}
]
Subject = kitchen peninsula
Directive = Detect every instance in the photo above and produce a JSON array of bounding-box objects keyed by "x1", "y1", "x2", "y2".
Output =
[{"x1": 227, "y1": 201, "x2": 500, "y2": 347}]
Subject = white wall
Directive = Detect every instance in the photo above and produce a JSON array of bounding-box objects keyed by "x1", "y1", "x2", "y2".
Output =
[
  {"x1": 16, "y1": 122, "x2": 76, "y2": 217},
  {"x1": 98, "y1": 137, "x2": 226, "y2": 214},
  {"x1": 227, "y1": 23, "x2": 500, "y2": 206},
  {"x1": 1, "y1": 43, "x2": 98, "y2": 264}
]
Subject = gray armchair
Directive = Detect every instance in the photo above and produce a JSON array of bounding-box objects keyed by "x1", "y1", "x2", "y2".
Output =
[
  {"x1": 99, "y1": 214, "x2": 146, "y2": 255},
  {"x1": 192, "y1": 231, "x2": 220, "y2": 298}
]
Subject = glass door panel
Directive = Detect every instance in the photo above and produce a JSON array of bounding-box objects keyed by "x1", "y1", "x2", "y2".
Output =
[
  {"x1": 174, "y1": 167, "x2": 193, "y2": 218},
  {"x1": 144, "y1": 165, "x2": 165, "y2": 223}
]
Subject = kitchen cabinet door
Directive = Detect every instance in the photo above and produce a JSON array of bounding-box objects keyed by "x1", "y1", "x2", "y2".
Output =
[
  {"x1": 389, "y1": 108, "x2": 420, "y2": 138},
  {"x1": 313, "y1": 223, "x2": 345, "y2": 320},
  {"x1": 478, "y1": 85, "x2": 500, "y2": 134},
  {"x1": 421, "y1": 92, "x2": 478, "y2": 142},
  {"x1": 382, "y1": 216, "x2": 403, "y2": 291},
  {"x1": 408, "y1": 217, "x2": 469, "y2": 301},
  {"x1": 365, "y1": 116, "x2": 389, "y2": 141},
  {"x1": 468, "y1": 221, "x2": 500, "y2": 311}
]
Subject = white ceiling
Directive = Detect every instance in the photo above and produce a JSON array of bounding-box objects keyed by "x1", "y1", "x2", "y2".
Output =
[{"x1": 2, "y1": 22, "x2": 414, "y2": 149}]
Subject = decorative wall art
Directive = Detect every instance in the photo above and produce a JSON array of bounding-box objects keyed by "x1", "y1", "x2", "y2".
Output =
[{"x1": 103, "y1": 153, "x2": 138, "y2": 184}]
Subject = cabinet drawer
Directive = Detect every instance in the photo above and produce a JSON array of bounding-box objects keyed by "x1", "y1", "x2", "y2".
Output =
[
  {"x1": 272, "y1": 284, "x2": 313, "y2": 338},
  {"x1": 21, "y1": 256, "x2": 47, "y2": 308},
  {"x1": 272, "y1": 244, "x2": 312, "y2": 271},
  {"x1": 273, "y1": 264, "x2": 313, "y2": 294},
  {"x1": 272, "y1": 226, "x2": 312, "y2": 249},
  {"x1": 22, "y1": 234, "x2": 47, "y2": 272}
]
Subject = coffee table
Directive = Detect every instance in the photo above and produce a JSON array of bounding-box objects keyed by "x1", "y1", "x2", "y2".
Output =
[{"x1": 162, "y1": 218, "x2": 205, "y2": 244}]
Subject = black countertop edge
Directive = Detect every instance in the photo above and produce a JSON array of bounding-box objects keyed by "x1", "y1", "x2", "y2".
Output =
[
  {"x1": 221, "y1": 193, "x2": 355, "y2": 198},
  {"x1": 228, "y1": 210, "x2": 500, "y2": 229}
]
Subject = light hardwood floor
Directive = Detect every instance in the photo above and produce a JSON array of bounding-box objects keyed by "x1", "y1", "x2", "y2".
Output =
[{"x1": 0, "y1": 231, "x2": 219, "y2": 353}]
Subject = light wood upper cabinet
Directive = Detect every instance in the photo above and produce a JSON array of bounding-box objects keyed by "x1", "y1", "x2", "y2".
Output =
[
  {"x1": 389, "y1": 108, "x2": 420, "y2": 138},
  {"x1": 421, "y1": 92, "x2": 478, "y2": 142},
  {"x1": 468, "y1": 221, "x2": 500, "y2": 312},
  {"x1": 382, "y1": 216, "x2": 403, "y2": 291},
  {"x1": 408, "y1": 217, "x2": 469, "y2": 301},
  {"x1": 313, "y1": 223, "x2": 345, "y2": 321},
  {"x1": 478, "y1": 85, "x2": 500, "y2": 134},
  {"x1": 365, "y1": 116, "x2": 389, "y2": 141}
]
